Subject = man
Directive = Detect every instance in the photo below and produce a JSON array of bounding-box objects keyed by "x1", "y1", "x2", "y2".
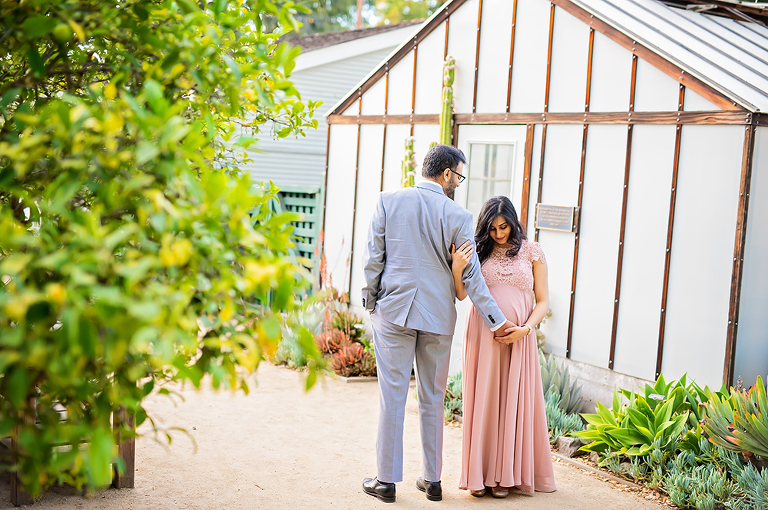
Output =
[{"x1": 361, "y1": 144, "x2": 516, "y2": 503}]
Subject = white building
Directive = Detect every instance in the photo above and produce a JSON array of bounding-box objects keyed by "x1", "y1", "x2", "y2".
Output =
[{"x1": 321, "y1": 0, "x2": 768, "y2": 402}]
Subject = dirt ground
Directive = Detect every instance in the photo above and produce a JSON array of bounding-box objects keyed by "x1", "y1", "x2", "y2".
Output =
[{"x1": 1, "y1": 364, "x2": 668, "y2": 509}]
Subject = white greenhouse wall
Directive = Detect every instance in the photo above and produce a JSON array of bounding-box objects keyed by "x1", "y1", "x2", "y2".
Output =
[
  {"x1": 548, "y1": 8, "x2": 591, "y2": 113},
  {"x1": 414, "y1": 22, "x2": 446, "y2": 115},
  {"x1": 683, "y1": 89, "x2": 720, "y2": 111},
  {"x1": 536, "y1": 125, "x2": 582, "y2": 359},
  {"x1": 633, "y1": 58, "x2": 680, "y2": 112},
  {"x1": 526, "y1": 124, "x2": 544, "y2": 238},
  {"x1": 349, "y1": 125, "x2": 386, "y2": 308},
  {"x1": 382, "y1": 124, "x2": 412, "y2": 192},
  {"x1": 569, "y1": 125, "x2": 627, "y2": 368},
  {"x1": 324, "y1": 124, "x2": 358, "y2": 294},
  {"x1": 589, "y1": 32, "x2": 633, "y2": 113},
  {"x1": 661, "y1": 125, "x2": 744, "y2": 388},
  {"x1": 386, "y1": 51, "x2": 415, "y2": 115},
  {"x1": 475, "y1": 0, "x2": 515, "y2": 114},
  {"x1": 612, "y1": 125, "x2": 676, "y2": 382},
  {"x1": 509, "y1": 0, "x2": 551, "y2": 112},
  {"x1": 735, "y1": 126, "x2": 768, "y2": 385},
  {"x1": 362, "y1": 78, "x2": 387, "y2": 115},
  {"x1": 446, "y1": 0, "x2": 479, "y2": 114},
  {"x1": 412, "y1": 124, "x2": 441, "y2": 175}
]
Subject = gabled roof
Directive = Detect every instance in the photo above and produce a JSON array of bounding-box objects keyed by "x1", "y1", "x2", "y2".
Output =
[
  {"x1": 282, "y1": 20, "x2": 423, "y2": 51},
  {"x1": 327, "y1": 0, "x2": 768, "y2": 116}
]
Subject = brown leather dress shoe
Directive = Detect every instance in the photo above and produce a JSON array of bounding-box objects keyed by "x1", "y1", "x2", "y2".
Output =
[
  {"x1": 363, "y1": 477, "x2": 396, "y2": 503},
  {"x1": 416, "y1": 477, "x2": 442, "y2": 501}
]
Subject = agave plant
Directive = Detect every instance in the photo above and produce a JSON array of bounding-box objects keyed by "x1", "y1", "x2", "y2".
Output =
[
  {"x1": 544, "y1": 390, "x2": 583, "y2": 443},
  {"x1": 702, "y1": 375, "x2": 768, "y2": 460},
  {"x1": 539, "y1": 350, "x2": 584, "y2": 415}
]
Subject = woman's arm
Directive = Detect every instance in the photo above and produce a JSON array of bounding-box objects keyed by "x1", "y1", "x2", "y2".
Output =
[
  {"x1": 524, "y1": 258, "x2": 550, "y2": 331},
  {"x1": 451, "y1": 240, "x2": 472, "y2": 301}
]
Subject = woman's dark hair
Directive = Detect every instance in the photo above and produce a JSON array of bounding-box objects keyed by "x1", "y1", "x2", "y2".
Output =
[
  {"x1": 422, "y1": 144, "x2": 466, "y2": 179},
  {"x1": 475, "y1": 196, "x2": 526, "y2": 264}
]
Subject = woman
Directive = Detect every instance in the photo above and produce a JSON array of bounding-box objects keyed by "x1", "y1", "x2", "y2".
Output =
[{"x1": 451, "y1": 196, "x2": 556, "y2": 498}]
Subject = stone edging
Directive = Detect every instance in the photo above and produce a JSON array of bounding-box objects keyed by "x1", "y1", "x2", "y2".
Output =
[{"x1": 550, "y1": 452, "x2": 641, "y2": 489}]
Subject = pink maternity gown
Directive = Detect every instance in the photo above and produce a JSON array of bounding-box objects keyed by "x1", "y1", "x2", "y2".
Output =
[{"x1": 459, "y1": 240, "x2": 556, "y2": 494}]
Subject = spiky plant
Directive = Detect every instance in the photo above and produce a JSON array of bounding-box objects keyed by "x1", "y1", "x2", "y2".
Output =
[
  {"x1": 702, "y1": 375, "x2": 768, "y2": 460},
  {"x1": 401, "y1": 137, "x2": 416, "y2": 187},
  {"x1": 439, "y1": 56, "x2": 455, "y2": 145},
  {"x1": 545, "y1": 390, "x2": 583, "y2": 443},
  {"x1": 539, "y1": 350, "x2": 584, "y2": 415}
]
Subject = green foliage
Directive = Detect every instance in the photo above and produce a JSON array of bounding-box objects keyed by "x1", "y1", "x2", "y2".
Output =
[
  {"x1": 702, "y1": 375, "x2": 768, "y2": 460},
  {"x1": 544, "y1": 390, "x2": 583, "y2": 443},
  {"x1": 574, "y1": 375, "x2": 693, "y2": 456},
  {"x1": 539, "y1": 350, "x2": 583, "y2": 415},
  {"x1": 274, "y1": 301, "x2": 325, "y2": 368},
  {"x1": 444, "y1": 371, "x2": 462, "y2": 421},
  {"x1": 401, "y1": 136, "x2": 416, "y2": 188},
  {"x1": 0, "y1": 0, "x2": 323, "y2": 496},
  {"x1": 438, "y1": 56, "x2": 455, "y2": 146},
  {"x1": 374, "y1": 0, "x2": 449, "y2": 25}
]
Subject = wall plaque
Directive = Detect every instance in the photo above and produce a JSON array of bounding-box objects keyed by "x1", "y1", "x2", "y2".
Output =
[{"x1": 535, "y1": 204, "x2": 579, "y2": 233}]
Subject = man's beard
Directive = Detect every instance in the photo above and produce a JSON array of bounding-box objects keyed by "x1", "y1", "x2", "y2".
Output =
[{"x1": 442, "y1": 180, "x2": 457, "y2": 196}]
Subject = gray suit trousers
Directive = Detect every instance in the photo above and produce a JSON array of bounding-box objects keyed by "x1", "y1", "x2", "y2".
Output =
[{"x1": 372, "y1": 312, "x2": 452, "y2": 484}]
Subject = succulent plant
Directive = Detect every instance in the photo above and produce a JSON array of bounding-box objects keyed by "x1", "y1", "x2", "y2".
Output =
[
  {"x1": 544, "y1": 390, "x2": 583, "y2": 443},
  {"x1": 401, "y1": 137, "x2": 416, "y2": 188},
  {"x1": 439, "y1": 56, "x2": 455, "y2": 146},
  {"x1": 539, "y1": 350, "x2": 584, "y2": 415},
  {"x1": 702, "y1": 375, "x2": 768, "y2": 460}
]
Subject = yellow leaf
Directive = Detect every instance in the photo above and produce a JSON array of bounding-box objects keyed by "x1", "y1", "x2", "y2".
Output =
[
  {"x1": 104, "y1": 83, "x2": 117, "y2": 100},
  {"x1": 46, "y1": 283, "x2": 66, "y2": 304},
  {"x1": 172, "y1": 238, "x2": 193, "y2": 267},
  {"x1": 68, "y1": 20, "x2": 85, "y2": 41},
  {"x1": 220, "y1": 302, "x2": 234, "y2": 323}
]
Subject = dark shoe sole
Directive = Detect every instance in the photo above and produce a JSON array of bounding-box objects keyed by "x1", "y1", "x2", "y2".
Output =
[
  {"x1": 416, "y1": 480, "x2": 442, "y2": 501},
  {"x1": 363, "y1": 484, "x2": 395, "y2": 503}
]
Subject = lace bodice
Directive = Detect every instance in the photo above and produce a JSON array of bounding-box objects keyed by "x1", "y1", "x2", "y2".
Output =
[{"x1": 481, "y1": 240, "x2": 546, "y2": 295}]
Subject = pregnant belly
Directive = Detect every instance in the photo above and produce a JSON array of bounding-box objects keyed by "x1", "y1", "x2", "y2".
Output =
[{"x1": 487, "y1": 283, "x2": 534, "y2": 326}]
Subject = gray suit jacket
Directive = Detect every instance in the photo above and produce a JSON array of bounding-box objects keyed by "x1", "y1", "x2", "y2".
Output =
[{"x1": 361, "y1": 180, "x2": 506, "y2": 335}]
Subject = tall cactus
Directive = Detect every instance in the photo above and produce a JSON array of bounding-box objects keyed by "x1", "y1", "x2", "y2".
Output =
[
  {"x1": 401, "y1": 136, "x2": 416, "y2": 187},
  {"x1": 439, "y1": 56, "x2": 456, "y2": 146}
]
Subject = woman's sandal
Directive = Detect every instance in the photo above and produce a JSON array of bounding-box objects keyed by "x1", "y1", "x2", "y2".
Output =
[
  {"x1": 491, "y1": 486, "x2": 509, "y2": 498},
  {"x1": 470, "y1": 488, "x2": 486, "y2": 497}
]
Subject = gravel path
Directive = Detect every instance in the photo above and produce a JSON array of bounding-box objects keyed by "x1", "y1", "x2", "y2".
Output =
[{"x1": 1, "y1": 363, "x2": 666, "y2": 509}]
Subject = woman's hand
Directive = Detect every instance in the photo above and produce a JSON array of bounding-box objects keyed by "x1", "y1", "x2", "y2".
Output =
[
  {"x1": 494, "y1": 326, "x2": 531, "y2": 345},
  {"x1": 451, "y1": 240, "x2": 473, "y2": 274}
]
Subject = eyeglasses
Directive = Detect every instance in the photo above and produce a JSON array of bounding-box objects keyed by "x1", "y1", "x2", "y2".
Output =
[{"x1": 447, "y1": 168, "x2": 466, "y2": 183}]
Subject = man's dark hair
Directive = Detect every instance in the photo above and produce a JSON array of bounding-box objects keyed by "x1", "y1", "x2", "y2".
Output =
[{"x1": 422, "y1": 144, "x2": 466, "y2": 179}]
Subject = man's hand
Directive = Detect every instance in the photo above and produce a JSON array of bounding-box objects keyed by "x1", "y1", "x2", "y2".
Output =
[{"x1": 493, "y1": 320, "x2": 529, "y2": 344}]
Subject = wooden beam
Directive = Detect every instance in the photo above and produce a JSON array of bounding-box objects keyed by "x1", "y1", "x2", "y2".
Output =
[
  {"x1": 381, "y1": 70, "x2": 389, "y2": 193},
  {"x1": 112, "y1": 408, "x2": 135, "y2": 489},
  {"x1": 473, "y1": 0, "x2": 484, "y2": 115},
  {"x1": 347, "y1": 96, "x2": 363, "y2": 300},
  {"x1": 545, "y1": 3, "x2": 555, "y2": 112},
  {"x1": 410, "y1": 39, "x2": 418, "y2": 136},
  {"x1": 656, "y1": 84, "x2": 686, "y2": 380},
  {"x1": 444, "y1": 15, "x2": 450, "y2": 60},
  {"x1": 11, "y1": 398, "x2": 35, "y2": 507},
  {"x1": 328, "y1": 0, "x2": 470, "y2": 116},
  {"x1": 328, "y1": 111, "x2": 751, "y2": 125},
  {"x1": 534, "y1": 125, "x2": 548, "y2": 243},
  {"x1": 520, "y1": 124, "x2": 535, "y2": 233},
  {"x1": 506, "y1": 0, "x2": 519, "y2": 113},
  {"x1": 566, "y1": 28, "x2": 595, "y2": 359},
  {"x1": 609, "y1": 53, "x2": 638, "y2": 370},
  {"x1": 320, "y1": 121, "x2": 331, "y2": 289},
  {"x1": 723, "y1": 124, "x2": 757, "y2": 386},
  {"x1": 550, "y1": 0, "x2": 748, "y2": 111}
]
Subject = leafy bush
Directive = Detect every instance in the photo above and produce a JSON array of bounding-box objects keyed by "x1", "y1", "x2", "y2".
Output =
[
  {"x1": 702, "y1": 375, "x2": 768, "y2": 461},
  {"x1": 0, "y1": 0, "x2": 322, "y2": 497},
  {"x1": 444, "y1": 371, "x2": 462, "y2": 421},
  {"x1": 544, "y1": 390, "x2": 583, "y2": 443},
  {"x1": 539, "y1": 350, "x2": 583, "y2": 415}
]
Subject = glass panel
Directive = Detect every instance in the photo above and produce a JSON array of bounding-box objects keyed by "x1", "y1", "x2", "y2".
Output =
[{"x1": 465, "y1": 143, "x2": 515, "y2": 220}]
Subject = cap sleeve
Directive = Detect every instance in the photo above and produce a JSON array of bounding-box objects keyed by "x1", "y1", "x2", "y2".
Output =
[{"x1": 529, "y1": 241, "x2": 546, "y2": 264}]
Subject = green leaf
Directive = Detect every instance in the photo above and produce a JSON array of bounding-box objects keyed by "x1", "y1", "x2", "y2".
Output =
[
  {"x1": 136, "y1": 141, "x2": 160, "y2": 165},
  {"x1": 22, "y1": 15, "x2": 58, "y2": 39},
  {"x1": 27, "y1": 46, "x2": 46, "y2": 77}
]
